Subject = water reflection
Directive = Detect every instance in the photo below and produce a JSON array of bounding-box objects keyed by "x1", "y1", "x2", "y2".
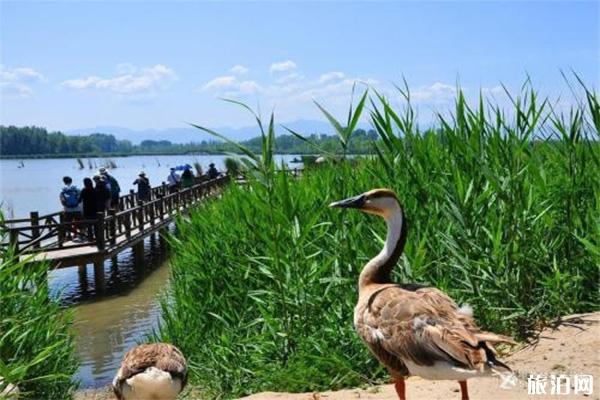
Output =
[{"x1": 48, "y1": 230, "x2": 172, "y2": 388}]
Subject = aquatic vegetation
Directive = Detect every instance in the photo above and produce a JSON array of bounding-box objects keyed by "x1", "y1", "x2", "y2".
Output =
[
  {"x1": 0, "y1": 228, "x2": 79, "y2": 398},
  {"x1": 159, "y1": 79, "x2": 599, "y2": 398}
]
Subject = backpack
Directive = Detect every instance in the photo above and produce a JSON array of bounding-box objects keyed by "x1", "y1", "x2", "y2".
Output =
[{"x1": 62, "y1": 186, "x2": 80, "y2": 208}]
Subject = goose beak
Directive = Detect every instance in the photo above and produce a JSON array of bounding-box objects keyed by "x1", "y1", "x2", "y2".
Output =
[{"x1": 329, "y1": 194, "x2": 366, "y2": 209}]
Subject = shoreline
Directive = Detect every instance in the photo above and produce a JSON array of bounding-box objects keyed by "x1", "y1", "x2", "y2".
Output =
[{"x1": 0, "y1": 151, "x2": 323, "y2": 160}]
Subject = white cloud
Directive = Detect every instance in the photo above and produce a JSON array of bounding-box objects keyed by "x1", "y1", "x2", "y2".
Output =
[
  {"x1": 61, "y1": 64, "x2": 177, "y2": 97},
  {"x1": 482, "y1": 85, "x2": 504, "y2": 95},
  {"x1": 237, "y1": 80, "x2": 262, "y2": 94},
  {"x1": 202, "y1": 75, "x2": 238, "y2": 91},
  {"x1": 318, "y1": 71, "x2": 345, "y2": 84},
  {"x1": 0, "y1": 65, "x2": 45, "y2": 98},
  {"x1": 275, "y1": 72, "x2": 304, "y2": 85},
  {"x1": 411, "y1": 82, "x2": 457, "y2": 103},
  {"x1": 0, "y1": 65, "x2": 45, "y2": 83},
  {"x1": 269, "y1": 60, "x2": 297, "y2": 74},
  {"x1": 229, "y1": 65, "x2": 249, "y2": 75}
]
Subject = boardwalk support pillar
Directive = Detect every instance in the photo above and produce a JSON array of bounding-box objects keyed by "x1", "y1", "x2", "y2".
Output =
[
  {"x1": 93, "y1": 260, "x2": 105, "y2": 293},
  {"x1": 96, "y1": 212, "x2": 105, "y2": 250},
  {"x1": 78, "y1": 263, "x2": 88, "y2": 293},
  {"x1": 133, "y1": 241, "x2": 145, "y2": 276}
]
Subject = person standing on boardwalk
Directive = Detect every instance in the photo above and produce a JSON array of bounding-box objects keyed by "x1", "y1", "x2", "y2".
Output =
[
  {"x1": 181, "y1": 168, "x2": 194, "y2": 189},
  {"x1": 80, "y1": 177, "x2": 98, "y2": 239},
  {"x1": 59, "y1": 176, "x2": 82, "y2": 240},
  {"x1": 100, "y1": 167, "x2": 121, "y2": 209},
  {"x1": 93, "y1": 175, "x2": 111, "y2": 214},
  {"x1": 133, "y1": 171, "x2": 151, "y2": 202},
  {"x1": 207, "y1": 163, "x2": 219, "y2": 180},
  {"x1": 167, "y1": 167, "x2": 180, "y2": 194}
]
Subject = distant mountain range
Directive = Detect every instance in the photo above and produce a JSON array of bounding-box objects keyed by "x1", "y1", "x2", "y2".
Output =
[{"x1": 67, "y1": 119, "x2": 356, "y2": 144}]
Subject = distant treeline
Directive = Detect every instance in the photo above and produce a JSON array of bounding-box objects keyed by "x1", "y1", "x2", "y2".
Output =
[{"x1": 0, "y1": 125, "x2": 380, "y2": 157}]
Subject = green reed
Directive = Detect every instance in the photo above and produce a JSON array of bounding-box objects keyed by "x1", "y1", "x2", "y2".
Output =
[
  {"x1": 159, "y1": 78, "x2": 599, "y2": 398},
  {"x1": 0, "y1": 235, "x2": 79, "y2": 398}
]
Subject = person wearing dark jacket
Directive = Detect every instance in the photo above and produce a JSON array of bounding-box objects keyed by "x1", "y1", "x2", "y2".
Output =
[
  {"x1": 207, "y1": 163, "x2": 219, "y2": 180},
  {"x1": 181, "y1": 168, "x2": 194, "y2": 188},
  {"x1": 133, "y1": 171, "x2": 151, "y2": 202},
  {"x1": 93, "y1": 175, "x2": 111, "y2": 213},
  {"x1": 80, "y1": 178, "x2": 98, "y2": 239},
  {"x1": 100, "y1": 167, "x2": 121, "y2": 209}
]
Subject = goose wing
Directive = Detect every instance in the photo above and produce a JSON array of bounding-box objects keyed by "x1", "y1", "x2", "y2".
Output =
[
  {"x1": 112, "y1": 343, "x2": 187, "y2": 399},
  {"x1": 356, "y1": 285, "x2": 512, "y2": 376}
]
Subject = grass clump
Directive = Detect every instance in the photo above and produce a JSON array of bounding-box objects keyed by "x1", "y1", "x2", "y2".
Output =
[
  {"x1": 0, "y1": 231, "x2": 79, "y2": 398},
  {"x1": 160, "y1": 79, "x2": 599, "y2": 398}
]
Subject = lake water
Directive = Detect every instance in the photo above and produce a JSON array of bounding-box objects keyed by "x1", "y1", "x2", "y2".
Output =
[
  {"x1": 0, "y1": 154, "x2": 300, "y2": 388},
  {"x1": 0, "y1": 154, "x2": 300, "y2": 218}
]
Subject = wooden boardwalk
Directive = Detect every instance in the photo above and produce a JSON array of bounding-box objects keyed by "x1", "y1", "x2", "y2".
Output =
[{"x1": 1, "y1": 175, "x2": 229, "y2": 269}]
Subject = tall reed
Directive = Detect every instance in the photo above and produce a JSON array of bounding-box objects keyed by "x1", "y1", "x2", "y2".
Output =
[
  {"x1": 159, "y1": 79, "x2": 599, "y2": 398},
  {"x1": 0, "y1": 225, "x2": 79, "y2": 398}
]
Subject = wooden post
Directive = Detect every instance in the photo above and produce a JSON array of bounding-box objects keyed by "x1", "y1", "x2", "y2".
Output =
[
  {"x1": 9, "y1": 229, "x2": 19, "y2": 253},
  {"x1": 108, "y1": 209, "x2": 117, "y2": 246},
  {"x1": 137, "y1": 201, "x2": 145, "y2": 232},
  {"x1": 129, "y1": 189, "x2": 135, "y2": 208},
  {"x1": 149, "y1": 201, "x2": 155, "y2": 226},
  {"x1": 30, "y1": 211, "x2": 40, "y2": 249},
  {"x1": 57, "y1": 212, "x2": 65, "y2": 247},
  {"x1": 93, "y1": 260, "x2": 106, "y2": 293},
  {"x1": 124, "y1": 211, "x2": 131, "y2": 239},
  {"x1": 96, "y1": 212, "x2": 105, "y2": 250},
  {"x1": 158, "y1": 195, "x2": 164, "y2": 221}
]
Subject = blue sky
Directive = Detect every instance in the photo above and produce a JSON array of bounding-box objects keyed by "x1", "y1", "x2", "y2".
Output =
[{"x1": 1, "y1": 1, "x2": 598, "y2": 132}]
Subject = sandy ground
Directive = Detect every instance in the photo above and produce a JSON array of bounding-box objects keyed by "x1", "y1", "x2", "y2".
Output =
[
  {"x1": 240, "y1": 313, "x2": 599, "y2": 400},
  {"x1": 76, "y1": 312, "x2": 599, "y2": 400}
]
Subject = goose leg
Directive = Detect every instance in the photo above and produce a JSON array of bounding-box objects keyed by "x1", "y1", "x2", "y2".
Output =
[
  {"x1": 394, "y1": 377, "x2": 406, "y2": 400},
  {"x1": 459, "y1": 380, "x2": 469, "y2": 400}
]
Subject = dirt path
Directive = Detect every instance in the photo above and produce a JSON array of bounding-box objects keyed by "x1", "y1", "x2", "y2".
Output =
[
  {"x1": 76, "y1": 312, "x2": 599, "y2": 400},
  {"x1": 239, "y1": 313, "x2": 599, "y2": 400}
]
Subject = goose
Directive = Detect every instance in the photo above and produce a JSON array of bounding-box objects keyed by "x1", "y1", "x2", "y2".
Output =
[
  {"x1": 330, "y1": 189, "x2": 514, "y2": 400},
  {"x1": 112, "y1": 343, "x2": 188, "y2": 400}
]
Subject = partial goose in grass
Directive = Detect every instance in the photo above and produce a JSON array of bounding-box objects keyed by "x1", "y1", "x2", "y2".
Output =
[
  {"x1": 330, "y1": 189, "x2": 515, "y2": 400},
  {"x1": 112, "y1": 343, "x2": 188, "y2": 400}
]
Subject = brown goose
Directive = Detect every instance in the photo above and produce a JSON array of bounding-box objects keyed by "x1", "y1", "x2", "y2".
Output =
[
  {"x1": 330, "y1": 189, "x2": 514, "y2": 400},
  {"x1": 112, "y1": 343, "x2": 188, "y2": 400}
]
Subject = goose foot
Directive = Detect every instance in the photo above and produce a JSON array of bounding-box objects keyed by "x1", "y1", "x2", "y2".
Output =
[
  {"x1": 394, "y1": 377, "x2": 406, "y2": 400},
  {"x1": 459, "y1": 380, "x2": 469, "y2": 400}
]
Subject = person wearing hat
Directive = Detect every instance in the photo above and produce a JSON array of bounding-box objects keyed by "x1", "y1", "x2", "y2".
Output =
[
  {"x1": 207, "y1": 163, "x2": 219, "y2": 180},
  {"x1": 167, "y1": 167, "x2": 181, "y2": 194},
  {"x1": 133, "y1": 171, "x2": 151, "y2": 202}
]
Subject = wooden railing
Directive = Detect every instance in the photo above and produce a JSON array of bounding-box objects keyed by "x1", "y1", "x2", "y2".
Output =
[{"x1": 1, "y1": 175, "x2": 229, "y2": 254}]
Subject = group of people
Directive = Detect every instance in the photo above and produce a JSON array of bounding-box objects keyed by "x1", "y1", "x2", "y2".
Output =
[
  {"x1": 59, "y1": 163, "x2": 220, "y2": 240},
  {"x1": 166, "y1": 163, "x2": 219, "y2": 193},
  {"x1": 59, "y1": 167, "x2": 122, "y2": 240}
]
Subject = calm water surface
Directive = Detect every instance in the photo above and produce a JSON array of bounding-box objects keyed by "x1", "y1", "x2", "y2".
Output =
[
  {"x1": 0, "y1": 154, "x2": 299, "y2": 218},
  {"x1": 52, "y1": 232, "x2": 171, "y2": 388},
  {"x1": 0, "y1": 155, "x2": 303, "y2": 388}
]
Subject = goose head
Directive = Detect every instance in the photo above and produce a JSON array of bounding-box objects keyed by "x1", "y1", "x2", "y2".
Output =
[{"x1": 329, "y1": 188, "x2": 401, "y2": 219}]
